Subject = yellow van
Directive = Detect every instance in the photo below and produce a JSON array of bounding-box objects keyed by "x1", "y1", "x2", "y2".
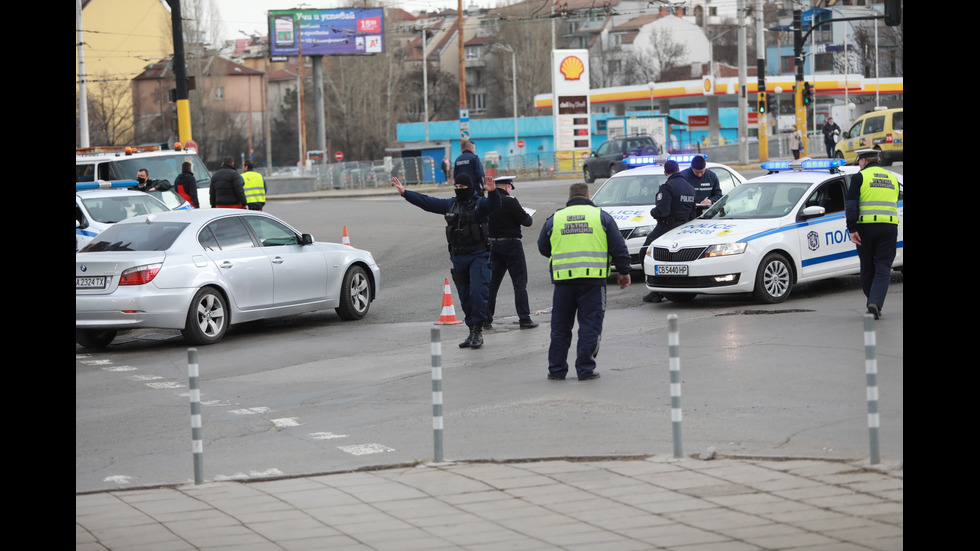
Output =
[{"x1": 834, "y1": 107, "x2": 903, "y2": 166}]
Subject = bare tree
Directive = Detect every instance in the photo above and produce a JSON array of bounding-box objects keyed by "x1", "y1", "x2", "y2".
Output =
[
  {"x1": 83, "y1": 74, "x2": 134, "y2": 145},
  {"x1": 623, "y1": 27, "x2": 688, "y2": 84},
  {"x1": 484, "y1": 7, "x2": 552, "y2": 118}
]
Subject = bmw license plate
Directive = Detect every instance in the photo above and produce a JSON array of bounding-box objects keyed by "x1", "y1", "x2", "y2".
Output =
[
  {"x1": 654, "y1": 265, "x2": 688, "y2": 276},
  {"x1": 76, "y1": 276, "x2": 107, "y2": 289}
]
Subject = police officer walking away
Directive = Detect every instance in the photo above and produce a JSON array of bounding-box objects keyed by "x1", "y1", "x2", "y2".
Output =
[
  {"x1": 486, "y1": 176, "x2": 537, "y2": 330},
  {"x1": 538, "y1": 183, "x2": 631, "y2": 381},
  {"x1": 392, "y1": 173, "x2": 500, "y2": 348},
  {"x1": 845, "y1": 149, "x2": 901, "y2": 320},
  {"x1": 454, "y1": 140, "x2": 486, "y2": 195},
  {"x1": 241, "y1": 161, "x2": 267, "y2": 211},
  {"x1": 640, "y1": 160, "x2": 697, "y2": 303}
]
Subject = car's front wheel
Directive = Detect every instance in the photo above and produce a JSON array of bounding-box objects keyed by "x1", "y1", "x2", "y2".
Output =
[
  {"x1": 336, "y1": 265, "x2": 371, "y2": 320},
  {"x1": 76, "y1": 329, "x2": 117, "y2": 349},
  {"x1": 181, "y1": 287, "x2": 228, "y2": 345},
  {"x1": 753, "y1": 253, "x2": 793, "y2": 303},
  {"x1": 583, "y1": 166, "x2": 595, "y2": 183}
]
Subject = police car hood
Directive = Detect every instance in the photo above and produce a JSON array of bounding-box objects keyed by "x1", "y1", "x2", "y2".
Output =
[
  {"x1": 655, "y1": 218, "x2": 782, "y2": 247},
  {"x1": 600, "y1": 206, "x2": 656, "y2": 229}
]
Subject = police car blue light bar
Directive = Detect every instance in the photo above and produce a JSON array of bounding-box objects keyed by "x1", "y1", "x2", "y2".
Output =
[
  {"x1": 799, "y1": 158, "x2": 846, "y2": 170},
  {"x1": 75, "y1": 180, "x2": 140, "y2": 191},
  {"x1": 623, "y1": 153, "x2": 707, "y2": 168},
  {"x1": 760, "y1": 160, "x2": 793, "y2": 171},
  {"x1": 667, "y1": 154, "x2": 707, "y2": 164},
  {"x1": 623, "y1": 155, "x2": 662, "y2": 166}
]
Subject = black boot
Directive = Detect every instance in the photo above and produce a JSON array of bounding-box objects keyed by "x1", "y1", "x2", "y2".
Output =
[
  {"x1": 469, "y1": 326, "x2": 484, "y2": 349},
  {"x1": 459, "y1": 329, "x2": 473, "y2": 348}
]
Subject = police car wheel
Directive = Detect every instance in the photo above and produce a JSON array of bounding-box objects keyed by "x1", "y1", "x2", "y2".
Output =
[
  {"x1": 336, "y1": 265, "x2": 371, "y2": 320},
  {"x1": 181, "y1": 287, "x2": 228, "y2": 345},
  {"x1": 76, "y1": 329, "x2": 117, "y2": 349},
  {"x1": 753, "y1": 253, "x2": 793, "y2": 304}
]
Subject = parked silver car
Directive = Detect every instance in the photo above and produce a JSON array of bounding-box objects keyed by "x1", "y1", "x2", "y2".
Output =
[{"x1": 76, "y1": 209, "x2": 381, "y2": 348}]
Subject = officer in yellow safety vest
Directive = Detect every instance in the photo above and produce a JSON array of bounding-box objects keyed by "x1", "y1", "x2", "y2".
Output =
[
  {"x1": 537, "y1": 183, "x2": 631, "y2": 381},
  {"x1": 241, "y1": 161, "x2": 267, "y2": 211},
  {"x1": 845, "y1": 149, "x2": 900, "y2": 320}
]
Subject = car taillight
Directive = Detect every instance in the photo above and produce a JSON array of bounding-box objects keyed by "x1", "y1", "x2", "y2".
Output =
[
  {"x1": 119, "y1": 263, "x2": 162, "y2": 286},
  {"x1": 885, "y1": 133, "x2": 893, "y2": 143}
]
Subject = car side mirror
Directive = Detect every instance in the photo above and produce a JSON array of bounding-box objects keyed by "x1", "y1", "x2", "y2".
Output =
[
  {"x1": 300, "y1": 233, "x2": 314, "y2": 245},
  {"x1": 800, "y1": 206, "x2": 825, "y2": 220}
]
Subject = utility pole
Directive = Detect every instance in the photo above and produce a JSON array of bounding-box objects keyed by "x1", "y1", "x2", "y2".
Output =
[
  {"x1": 755, "y1": 0, "x2": 767, "y2": 162},
  {"x1": 458, "y1": 0, "x2": 468, "y2": 143},
  {"x1": 793, "y1": 8, "x2": 807, "y2": 156},
  {"x1": 168, "y1": 0, "x2": 192, "y2": 144},
  {"x1": 737, "y1": 0, "x2": 748, "y2": 164}
]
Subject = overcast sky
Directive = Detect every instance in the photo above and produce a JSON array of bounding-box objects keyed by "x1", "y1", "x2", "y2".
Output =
[{"x1": 211, "y1": 1, "x2": 490, "y2": 42}]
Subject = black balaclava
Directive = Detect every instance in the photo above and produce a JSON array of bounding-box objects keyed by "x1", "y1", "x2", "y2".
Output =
[{"x1": 454, "y1": 173, "x2": 473, "y2": 202}]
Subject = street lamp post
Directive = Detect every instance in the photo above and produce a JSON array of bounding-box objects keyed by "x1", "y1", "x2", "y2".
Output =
[{"x1": 492, "y1": 43, "x2": 518, "y2": 156}]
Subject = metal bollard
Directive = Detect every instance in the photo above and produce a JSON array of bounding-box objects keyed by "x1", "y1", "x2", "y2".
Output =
[
  {"x1": 668, "y1": 315, "x2": 683, "y2": 458},
  {"x1": 188, "y1": 348, "x2": 204, "y2": 484},
  {"x1": 431, "y1": 328, "x2": 444, "y2": 463},
  {"x1": 864, "y1": 314, "x2": 880, "y2": 465}
]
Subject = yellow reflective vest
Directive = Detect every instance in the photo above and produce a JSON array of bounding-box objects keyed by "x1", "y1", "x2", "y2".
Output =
[
  {"x1": 549, "y1": 204, "x2": 609, "y2": 280},
  {"x1": 242, "y1": 171, "x2": 267, "y2": 204},
  {"x1": 857, "y1": 166, "x2": 899, "y2": 225}
]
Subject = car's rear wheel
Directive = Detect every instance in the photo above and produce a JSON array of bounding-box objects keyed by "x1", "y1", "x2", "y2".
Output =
[
  {"x1": 609, "y1": 163, "x2": 621, "y2": 176},
  {"x1": 76, "y1": 329, "x2": 117, "y2": 349},
  {"x1": 753, "y1": 253, "x2": 793, "y2": 303},
  {"x1": 583, "y1": 166, "x2": 595, "y2": 183},
  {"x1": 336, "y1": 265, "x2": 371, "y2": 320},
  {"x1": 181, "y1": 287, "x2": 228, "y2": 345}
]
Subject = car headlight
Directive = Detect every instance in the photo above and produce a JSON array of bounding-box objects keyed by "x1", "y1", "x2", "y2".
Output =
[
  {"x1": 631, "y1": 225, "x2": 656, "y2": 238},
  {"x1": 703, "y1": 243, "x2": 747, "y2": 257}
]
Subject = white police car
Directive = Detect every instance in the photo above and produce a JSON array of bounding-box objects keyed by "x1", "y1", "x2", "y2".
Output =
[
  {"x1": 76, "y1": 181, "x2": 191, "y2": 251},
  {"x1": 590, "y1": 154, "x2": 746, "y2": 269},
  {"x1": 76, "y1": 143, "x2": 211, "y2": 208},
  {"x1": 643, "y1": 158, "x2": 904, "y2": 303}
]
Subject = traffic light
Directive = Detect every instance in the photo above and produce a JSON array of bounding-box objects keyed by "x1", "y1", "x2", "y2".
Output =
[
  {"x1": 758, "y1": 93, "x2": 767, "y2": 114},
  {"x1": 802, "y1": 82, "x2": 814, "y2": 106},
  {"x1": 884, "y1": 0, "x2": 901, "y2": 26},
  {"x1": 767, "y1": 93, "x2": 777, "y2": 114}
]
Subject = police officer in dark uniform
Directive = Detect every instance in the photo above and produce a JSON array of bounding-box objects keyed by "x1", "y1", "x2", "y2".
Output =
[
  {"x1": 845, "y1": 149, "x2": 901, "y2": 320},
  {"x1": 538, "y1": 183, "x2": 631, "y2": 381},
  {"x1": 454, "y1": 140, "x2": 486, "y2": 195},
  {"x1": 639, "y1": 160, "x2": 697, "y2": 303},
  {"x1": 392, "y1": 173, "x2": 501, "y2": 348},
  {"x1": 680, "y1": 155, "x2": 722, "y2": 208},
  {"x1": 486, "y1": 176, "x2": 537, "y2": 330}
]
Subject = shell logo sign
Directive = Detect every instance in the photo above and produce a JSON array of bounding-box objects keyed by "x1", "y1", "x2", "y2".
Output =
[{"x1": 559, "y1": 56, "x2": 586, "y2": 80}]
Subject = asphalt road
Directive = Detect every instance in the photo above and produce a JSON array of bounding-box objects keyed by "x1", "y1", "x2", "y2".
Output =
[{"x1": 76, "y1": 172, "x2": 903, "y2": 493}]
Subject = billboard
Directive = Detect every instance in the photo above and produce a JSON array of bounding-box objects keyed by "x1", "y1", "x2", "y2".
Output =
[{"x1": 268, "y1": 9, "x2": 384, "y2": 56}]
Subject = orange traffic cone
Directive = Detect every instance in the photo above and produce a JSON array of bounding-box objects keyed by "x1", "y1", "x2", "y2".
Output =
[
  {"x1": 342, "y1": 225, "x2": 351, "y2": 246},
  {"x1": 434, "y1": 278, "x2": 464, "y2": 325}
]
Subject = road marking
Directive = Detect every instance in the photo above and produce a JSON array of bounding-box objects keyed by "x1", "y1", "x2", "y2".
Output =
[
  {"x1": 229, "y1": 407, "x2": 272, "y2": 415},
  {"x1": 338, "y1": 443, "x2": 395, "y2": 456},
  {"x1": 272, "y1": 417, "x2": 301, "y2": 428},
  {"x1": 309, "y1": 432, "x2": 349, "y2": 440}
]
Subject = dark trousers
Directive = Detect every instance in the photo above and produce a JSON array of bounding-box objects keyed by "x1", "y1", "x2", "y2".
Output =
[
  {"x1": 548, "y1": 283, "x2": 606, "y2": 379},
  {"x1": 488, "y1": 238, "x2": 531, "y2": 323},
  {"x1": 451, "y1": 250, "x2": 492, "y2": 327},
  {"x1": 855, "y1": 224, "x2": 898, "y2": 311}
]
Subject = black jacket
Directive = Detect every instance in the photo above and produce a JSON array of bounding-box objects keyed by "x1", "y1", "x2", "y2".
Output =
[{"x1": 209, "y1": 163, "x2": 246, "y2": 207}]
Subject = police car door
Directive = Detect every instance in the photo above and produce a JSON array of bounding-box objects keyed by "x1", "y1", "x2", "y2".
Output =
[{"x1": 796, "y1": 177, "x2": 855, "y2": 280}]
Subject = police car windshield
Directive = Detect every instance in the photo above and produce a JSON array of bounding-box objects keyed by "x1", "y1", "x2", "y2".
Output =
[
  {"x1": 105, "y1": 154, "x2": 211, "y2": 188},
  {"x1": 703, "y1": 182, "x2": 811, "y2": 220},
  {"x1": 591, "y1": 174, "x2": 667, "y2": 207}
]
